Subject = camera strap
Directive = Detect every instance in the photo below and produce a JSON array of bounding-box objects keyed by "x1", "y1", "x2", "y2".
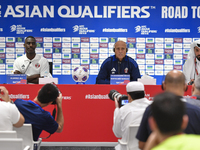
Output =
[{"x1": 52, "y1": 105, "x2": 56, "y2": 119}]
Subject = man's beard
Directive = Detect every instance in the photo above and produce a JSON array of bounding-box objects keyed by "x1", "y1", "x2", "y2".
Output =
[{"x1": 196, "y1": 56, "x2": 200, "y2": 61}]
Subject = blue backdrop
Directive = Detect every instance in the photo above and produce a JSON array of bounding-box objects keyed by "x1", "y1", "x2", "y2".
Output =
[{"x1": 0, "y1": 0, "x2": 199, "y2": 84}]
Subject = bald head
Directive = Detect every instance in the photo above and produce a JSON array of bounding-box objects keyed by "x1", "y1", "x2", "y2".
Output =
[
  {"x1": 114, "y1": 40, "x2": 127, "y2": 61},
  {"x1": 163, "y1": 70, "x2": 186, "y2": 96},
  {"x1": 165, "y1": 70, "x2": 186, "y2": 85},
  {"x1": 114, "y1": 40, "x2": 126, "y2": 46}
]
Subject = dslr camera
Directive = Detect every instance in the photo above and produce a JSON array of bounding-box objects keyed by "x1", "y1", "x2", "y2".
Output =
[{"x1": 108, "y1": 90, "x2": 128, "y2": 107}]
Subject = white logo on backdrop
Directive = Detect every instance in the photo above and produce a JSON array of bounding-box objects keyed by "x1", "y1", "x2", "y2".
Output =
[
  {"x1": 73, "y1": 25, "x2": 79, "y2": 32},
  {"x1": 198, "y1": 26, "x2": 200, "y2": 33},
  {"x1": 10, "y1": 25, "x2": 32, "y2": 34},
  {"x1": 10, "y1": 25, "x2": 16, "y2": 32},
  {"x1": 72, "y1": 25, "x2": 95, "y2": 34},
  {"x1": 135, "y1": 25, "x2": 157, "y2": 35},
  {"x1": 135, "y1": 25, "x2": 141, "y2": 33}
]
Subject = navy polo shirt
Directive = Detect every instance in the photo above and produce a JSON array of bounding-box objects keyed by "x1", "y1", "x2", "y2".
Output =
[
  {"x1": 14, "y1": 99, "x2": 58, "y2": 141},
  {"x1": 136, "y1": 102, "x2": 200, "y2": 142}
]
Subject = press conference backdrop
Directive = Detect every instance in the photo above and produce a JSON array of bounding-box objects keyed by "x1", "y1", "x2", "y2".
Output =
[{"x1": 0, "y1": 0, "x2": 200, "y2": 84}]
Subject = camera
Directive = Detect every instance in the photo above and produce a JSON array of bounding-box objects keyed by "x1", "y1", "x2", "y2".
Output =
[{"x1": 108, "y1": 90, "x2": 128, "y2": 107}]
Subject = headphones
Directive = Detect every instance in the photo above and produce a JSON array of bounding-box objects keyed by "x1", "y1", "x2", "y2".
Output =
[
  {"x1": 161, "y1": 82, "x2": 188, "y2": 92},
  {"x1": 113, "y1": 48, "x2": 128, "y2": 52}
]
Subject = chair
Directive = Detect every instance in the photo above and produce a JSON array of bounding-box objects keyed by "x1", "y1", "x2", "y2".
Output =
[
  {"x1": 49, "y1": 62, "x2": 53, "y2": 75},
  {"x1": 13, "y1": 124, "x2": 42, "y2": 150},
  {"x1": 0, "y1": 131, "x2": 17, "y2": 138},
  {"x1": 118, "y1": 125, "x2": 140, "y2": 150},
  {"x1": 0, "y1": 138, "x2": 30, "y2": 150}
]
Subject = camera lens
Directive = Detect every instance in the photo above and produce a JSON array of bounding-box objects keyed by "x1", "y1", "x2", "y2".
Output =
[
  {"x1": 108, "y1": 90, "x2": 116, "y2": 100},
  {"x1": 108, "y1": 90, "x2": 122, "y2": 101}
]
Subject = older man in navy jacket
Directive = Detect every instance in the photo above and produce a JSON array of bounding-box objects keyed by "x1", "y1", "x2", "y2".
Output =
[{"x1": 96, "y1": 40, "x2": 141, "y2": 84}]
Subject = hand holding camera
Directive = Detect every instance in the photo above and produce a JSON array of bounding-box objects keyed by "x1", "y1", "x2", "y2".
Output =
[
  {"x1": 56, "y1": 93, "x2": 63, "y2": 106},
  {"x1": 51, "y1": 82, "x2": 61, "y2": 105},
  {"x1": 108, "y1": 90, "x2": 128, "y2": 107}
]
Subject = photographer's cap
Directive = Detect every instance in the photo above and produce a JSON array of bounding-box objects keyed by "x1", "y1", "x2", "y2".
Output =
[{"x1": 126, "y1": 81, "x2": 144, "y2": 92}]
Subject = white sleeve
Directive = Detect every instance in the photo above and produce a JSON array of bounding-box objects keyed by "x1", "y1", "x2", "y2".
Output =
[
  {"x1": 183, "y1": 42, "x2": 197, "y2": 83},
  {"x1": 10, "y1": 104, "x2": 20, "y2": 124},
  {"x1": 112, "y1": 108, "x2": 122, "y2": 138},
  {"x1": 13, "y1": 58, "x2": 21, "y2": 73},
  {"x1": 183, "y1": 58, "x2": 195, "y2": 84}
]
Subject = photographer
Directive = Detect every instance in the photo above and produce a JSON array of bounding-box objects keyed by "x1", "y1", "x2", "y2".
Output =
[
  {"x1": 112, "y1": 81, "x2": 151, "y2": 150},
  {"x1": 14, "y1": 83, "x2": 64, "y2": 141}
]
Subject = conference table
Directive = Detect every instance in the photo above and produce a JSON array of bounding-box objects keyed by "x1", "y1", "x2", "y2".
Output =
[{"x1": 0, "y1": 84, "x2": 192, "y2": 146}]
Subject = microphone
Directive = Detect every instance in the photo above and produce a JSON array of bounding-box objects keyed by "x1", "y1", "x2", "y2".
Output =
[{"x1": 24, "y1": 61, "x2": 31, "y2": 74}]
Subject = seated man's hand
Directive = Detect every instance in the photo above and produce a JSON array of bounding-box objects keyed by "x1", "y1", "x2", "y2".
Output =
[
  {"x1": 188, "y1": 79, "x2": 194, "y2": 85},
  {"x1": 14, "y1": 70, "x2": 22, "y2": 74}
]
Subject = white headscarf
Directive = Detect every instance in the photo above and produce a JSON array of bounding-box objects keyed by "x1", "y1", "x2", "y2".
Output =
[{"x1": 183, "y1": 40, "x2": 200, "y2": 83}]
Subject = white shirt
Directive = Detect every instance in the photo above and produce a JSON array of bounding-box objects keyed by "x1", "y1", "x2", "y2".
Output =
[
  {"x1": 113, "y1": 98, "x2": 152, "y2": 150},
  {"x1": 0, "y1": 101, "x2": 20, "y2": 131},
  {"x1": 196, "y1": 60, "x2": 200, "y2": 78},
  {"x1": 183, "y1": 40, "x2": 200, "y2": 83},
  {"x1": 13, "y1": 54, "x2": 52, "y2": 78}
]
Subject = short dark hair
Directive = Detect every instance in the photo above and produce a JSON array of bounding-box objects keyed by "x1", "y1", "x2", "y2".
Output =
[
  {"x1": 37, "y1": 83, "x2": 59, "y2": 104},
  {"x1": 128, "y1": 91, "x2": 145, "y2": 100},
  {"x1": 25, "y1": 36, "x2": 36, "y2": 42},
  {"x1": 151, "y1": 92, "x2": 185, "y2": 134}
]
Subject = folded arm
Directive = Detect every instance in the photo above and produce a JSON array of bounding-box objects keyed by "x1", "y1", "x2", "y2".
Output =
[{"x1": 27, "y1": 74, "x2": 41, "y2": 84}]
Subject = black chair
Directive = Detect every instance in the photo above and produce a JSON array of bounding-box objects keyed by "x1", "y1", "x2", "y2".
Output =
[{"x1": 48, "y1": 62, "x2": 53, "y2": 75}]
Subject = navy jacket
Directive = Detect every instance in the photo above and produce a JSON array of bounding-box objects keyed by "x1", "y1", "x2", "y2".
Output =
[{"x1": 96, "y1": 55, "x2": 141, "y2": 84}]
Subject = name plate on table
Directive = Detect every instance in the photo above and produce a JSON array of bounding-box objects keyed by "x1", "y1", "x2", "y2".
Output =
[
  {"x1": 7, "y1": 74, "x2": 27, "y2": 84},
  {"x1": 110, "y1": 74, "x2": 130, "y2": 85},
  {"x1": 39, "y1": 77, "x2": 58, "y2": 84}
]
